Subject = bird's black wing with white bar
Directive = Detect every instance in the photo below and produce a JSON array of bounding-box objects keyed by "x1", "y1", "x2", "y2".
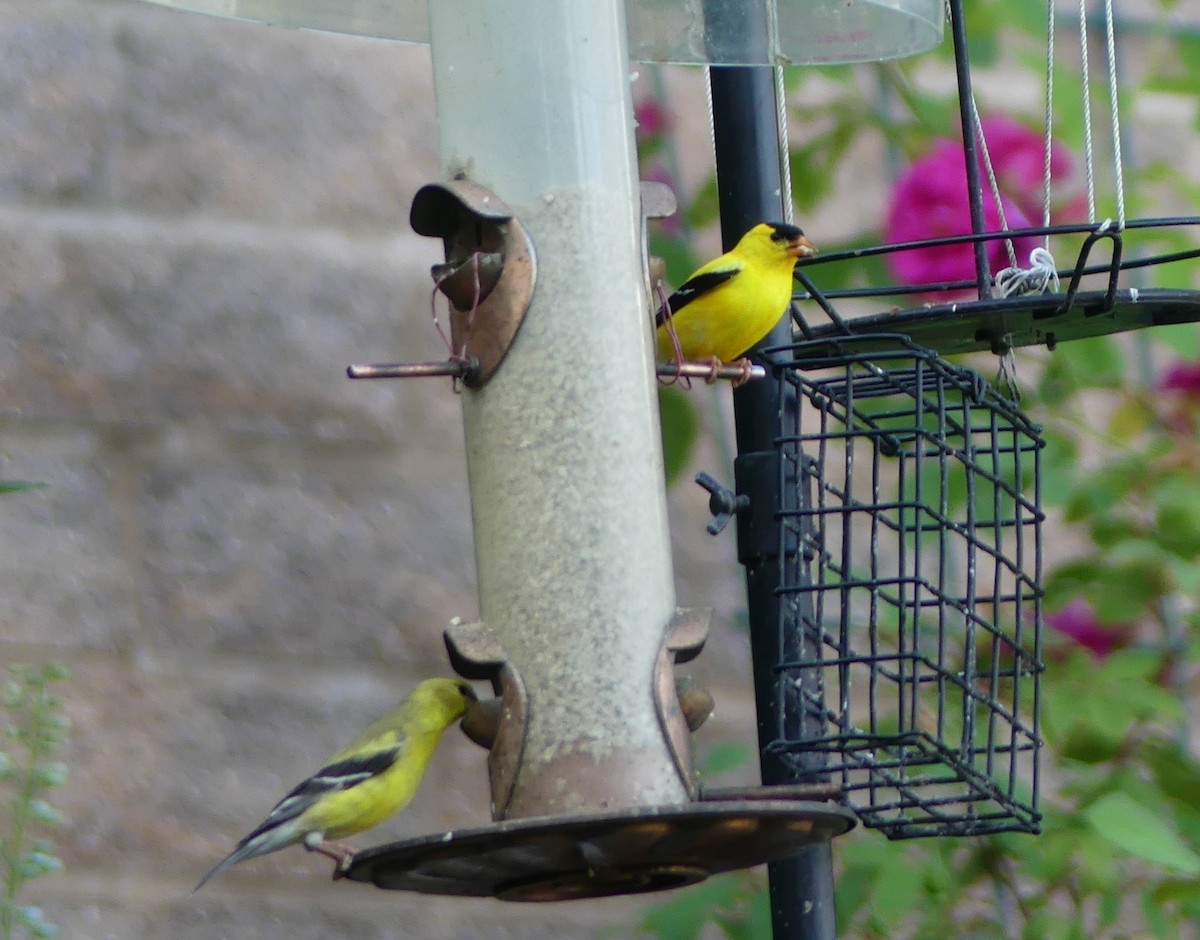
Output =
[
  {"x1": 235, "y1": 746, "x2": 403, "y2": 850},
  {"x1": 657, "y1": 267, "x2": 740, "y2": 327}
]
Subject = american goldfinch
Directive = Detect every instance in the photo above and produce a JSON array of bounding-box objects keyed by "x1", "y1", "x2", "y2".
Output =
[
  {"x1": 656, "y1": 222, "x2": 815, "y2": 366},
  {"x1": 195, "y1": 677, "x2": 476, "y2": 890}
]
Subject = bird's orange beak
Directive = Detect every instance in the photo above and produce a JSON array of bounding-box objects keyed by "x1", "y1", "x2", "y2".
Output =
[{"x1": 787, "y1": 234, "x2": 817, "y2": 259}]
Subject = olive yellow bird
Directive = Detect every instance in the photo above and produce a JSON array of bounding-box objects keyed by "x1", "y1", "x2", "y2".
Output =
[
  {"x1": 656, "y1": 222, "x2": 815, "y2": 366},
  {"x1": 195, "y1": 677, "x2": 476, "y2": 890}
]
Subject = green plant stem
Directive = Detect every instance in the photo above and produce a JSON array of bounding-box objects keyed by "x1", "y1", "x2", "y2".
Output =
[{"x1": 2, "y1": 675, "x2": 56, "y2": 939}]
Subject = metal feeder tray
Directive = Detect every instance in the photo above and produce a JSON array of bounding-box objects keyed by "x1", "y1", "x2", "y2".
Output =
[{"x1": 342, "y1": 799, "x2": 855, "y2": 901}]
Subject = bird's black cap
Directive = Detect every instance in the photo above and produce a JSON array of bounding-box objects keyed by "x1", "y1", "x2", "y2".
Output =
[{"x1": 767, "y1": 223, "x2": 806, "y2": 242}]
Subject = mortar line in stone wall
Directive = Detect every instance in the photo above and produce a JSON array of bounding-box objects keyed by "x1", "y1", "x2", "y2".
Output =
[{"x1": 0, "y1": 204, "x2": 424, "y2": 262}]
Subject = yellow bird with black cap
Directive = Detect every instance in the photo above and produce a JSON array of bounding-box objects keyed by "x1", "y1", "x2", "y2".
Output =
[{"x1": 656, "y1": 222, "x2": 815, "y2": 368}]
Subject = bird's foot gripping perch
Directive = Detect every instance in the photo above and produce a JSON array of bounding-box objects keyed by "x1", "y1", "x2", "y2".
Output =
[
  {"x1": 304, "y1": 833, "x2": 358, "y2": 879},
  {"x1": 727, "y1": 358, "x2": 755, "y2": 388},
  {"x1": 698, "y1": 356, "x2": 756, "y2": 387}
]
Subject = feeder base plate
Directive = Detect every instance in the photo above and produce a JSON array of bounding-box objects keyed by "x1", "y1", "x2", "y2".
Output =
[{"x1": 342, "y1": 799, "x2": 855, "y2": 902}]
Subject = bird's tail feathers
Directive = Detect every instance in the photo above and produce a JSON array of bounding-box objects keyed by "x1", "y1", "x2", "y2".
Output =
[{"x1": 193, "y1": 820, "x2": 304, "y2": 892}]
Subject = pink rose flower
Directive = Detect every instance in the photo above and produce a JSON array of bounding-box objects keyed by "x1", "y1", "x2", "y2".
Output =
[
  {"x1": 1159, "y1": 360, "x2": 1200, "y2": 397},
  {"x1": 979, "y1": 115, "x2": 1075, "y2": 221},
  {"x1": 1045, "y1": 598, "x2": 1131, "y2": 659},
  {"x1": 886, "y1": 116, "x2": 1078, "y2": 293},
  {"x1": 1157, "y1": 360, "x2": 1200, "y2": 432},
  {"x1": 634, "y1": 97, "x2": 671, "y2": 142}
]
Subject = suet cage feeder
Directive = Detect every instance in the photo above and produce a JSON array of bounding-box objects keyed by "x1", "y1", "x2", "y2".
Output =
[
  {"x1": 766, "y1": 335, "x2": 1044, "y2": 838},
  {"x1": 684, "y1": 213, "x2": 1200, "y2": 851},
  {"x1": 755, "y1": 94, "x2": 1200, "y2": 847},
  {"x1": 753, "y1": 0, "x2": 1200, "y2": 833}
]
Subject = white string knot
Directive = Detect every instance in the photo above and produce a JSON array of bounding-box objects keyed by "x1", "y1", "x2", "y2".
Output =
[{"x1": 995, "y1": 247, "x2": 1061, "y2": 297}]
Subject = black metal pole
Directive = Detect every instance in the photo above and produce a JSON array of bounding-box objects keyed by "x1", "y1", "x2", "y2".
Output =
[
  {"x1": 708, "y1": 60, "x2": 840, "y2": 940},
  {"x1": 948, "y1": 0, "x2": 993, "y2": 300}
]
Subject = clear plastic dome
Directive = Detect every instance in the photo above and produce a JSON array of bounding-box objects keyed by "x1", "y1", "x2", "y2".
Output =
[{"x1": 138, "y1": 0, "x2": 944, "y2": 65}]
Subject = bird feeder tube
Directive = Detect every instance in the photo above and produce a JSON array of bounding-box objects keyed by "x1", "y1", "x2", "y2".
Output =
[
  {"x1": 423, "y1": 0, "x2": 686, "y2": 820},
  {"x1": 340, "y1": 0, "x2": 855, "y2": 899}
]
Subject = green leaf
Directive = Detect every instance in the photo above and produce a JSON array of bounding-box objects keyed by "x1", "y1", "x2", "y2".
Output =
[
  {"x1": 868, "y1": 855, "x2": 924, "y2": 929},
  {"x1": 32, "y1": 921, "x2": 62, "y2": 940},
  {"x1": 1115, "y1": 564, "x2": 1170, "y2": 619},
  {"x1": 1063, "y1": 464, "x2": 1138, "y2": 524},
  {"x1": 1058, "y1": 724, "x2": 1124, "y2": 764},
  {"x1": 1006, "y1": 0, "x2": 1051, "y2": 36},
  {"x1": 638, "y1": 875, "x2": 743, "y2": 940},
  {"x1": 714, "y1": 882, "x2": 770, "y2": 940},
  {"x1": 1041, "y1": 558, "x2": 1103, "y2": 610},
  {"x1": 1063, "y1": 336, "x2": 1126, "y2": 389},
  {"x1": 0, "y1": 480, "x2": 48, "y2": 494},
  {"x1": 1151, "y1": 253, "x2": 1200, "y2": 292},
  {"x1": 20, "y1": 850, "x2": 63, "y2": 879},
  {"x1": 1142, "y1": 891, "x2": 1178, "y2": 940},
  {"x1": 1098, "y1": 889, "x2": 1123, "y2": 929},
  {"x1": 1152, "y1": 475, "x2": 1200, "y2": 559},
  {"x1": 1167, "y1": 553, "x2": 1200, "y2": 596},
  {"x1": 1145, "y1": 35, "x2": 1200, "y2": 94},
  {"x1": 1088, "y1": 514, "x2": 1140, "y2": 549},
  {"x1": 684, "y1": 177, "x2": 719, "y2": 231},
  {"x1": 1085, "y1": 564, "x2": 1162, "y2": 623},
  {"x1": 1107, "y1": 395, "x2": 1153, "y2": 442},
  {"x1": 658, "y1": 386, "x2": 699, "y2": 487},
  {"x1": 1084, "y1": 792, "x2": 1200, "y2": 876},
  {"x1": 2, "y1": 681, "x2": 23, "y2": 709},
  {"x1": 32, "y1": 762, "x2": 69, "y2": 789},
  {"x1": 1019, "y1": 911, "x2": 1058, "y2": 940},
  {"x1": 701, "y1": 741, "x2": 753, "y2": 776},
  {"x1": 1036, "y1": 434, "x2": 1076, "y2": 508},
  {"x1": 1145, "y1": 742, "x2": 1200, "y2": 812},
  {"x1": 20, "y1": 905, "x2": 60, "y2": 940},
  {"x1": 965, "y1": 25, "x2": 997, "y2": 67},
  {"x1": 1033, "y1": 351, "x2": 1076, "y2": 407},
  {"x1": 1154, "y1": 324, "x2": 1200, "y2": 359},
  {"x1": 28, "y1": 799, "x2": 66, "y2": 828},
  {"x1": 1151, "y1": 878, "x2": 1200, "y2": 905},
  {"x1": 834, "y1": 861, "x2": 875, "y2": 932},
  {"x1": 742, "y1": 887, "x2": 771, "y2": 940},
  {"x1": 650, "y1": 232, "x2": 700, "y2": 292}
]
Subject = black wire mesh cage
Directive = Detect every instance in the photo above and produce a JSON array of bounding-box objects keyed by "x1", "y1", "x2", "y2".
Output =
[{"x1": 765, "y1": 335, "x2": 1044, "y2": 839}]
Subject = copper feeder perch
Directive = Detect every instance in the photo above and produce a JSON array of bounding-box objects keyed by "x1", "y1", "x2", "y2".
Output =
[{"x1": 346, "y1": 179, "x2": 765, "y2": 389}]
